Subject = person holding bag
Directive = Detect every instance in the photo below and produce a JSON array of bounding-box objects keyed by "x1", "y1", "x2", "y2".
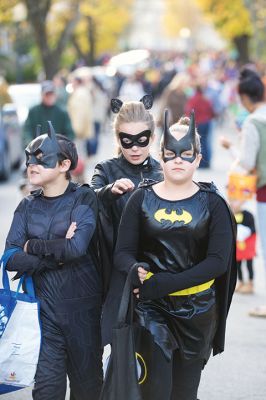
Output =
[
  {"x1": 113, "y1": 110, "x2": 237, "y2": 400},
  {"x1": 220, "y1": 68, "x2": 266, "y2": 316},
  {"x1": 3, "y1": 122, "x2": 103, "y2": 400}
]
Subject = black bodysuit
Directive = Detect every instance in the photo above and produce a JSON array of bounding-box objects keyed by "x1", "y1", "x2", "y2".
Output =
[
  {"x1": 91, "y1": 154, "x2": 163, "y2": 344},
  {"x1": 114, "y1": 182, "x2": 236, "y2": 360},
  {"x1": 5, "y1": 182, "x2": 103, "y2": 400},
  {"x1": 91, "y1": 154, "x2": 162, "y2": 251}
]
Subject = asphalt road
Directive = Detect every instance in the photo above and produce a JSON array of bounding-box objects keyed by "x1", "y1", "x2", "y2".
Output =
[{"x1": 1, "y1": 118, "x2": 266, "y2": 399}]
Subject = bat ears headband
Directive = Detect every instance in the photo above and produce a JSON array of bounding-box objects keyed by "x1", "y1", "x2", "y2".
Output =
[
  {"x1": 140, "y1": 94, "x2": 153, "y2": 110},
  {"x1": 110, "y1": 94, "x2": 153, "y2": 114}
]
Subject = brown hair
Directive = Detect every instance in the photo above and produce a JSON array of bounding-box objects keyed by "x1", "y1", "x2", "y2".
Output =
[
  {"x1": 113, "y1": 101, "x2": 155, "y2": 154},
  {"x1": 56, "y1": 134, "x2": 78, "y2": 180}
]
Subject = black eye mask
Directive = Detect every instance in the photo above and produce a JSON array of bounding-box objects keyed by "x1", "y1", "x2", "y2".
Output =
[
  {"x1": 25, "y1": 121, "x2": 60, "y2": 169},
  {"x1": 119, "y1": 130, "x2": 151, "y2": 149},
  {"x1": 162, "y1": 110, "x2": 196, "y2": 163}
]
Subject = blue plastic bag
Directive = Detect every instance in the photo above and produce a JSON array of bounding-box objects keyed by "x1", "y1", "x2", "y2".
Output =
[
  {"x1": 0, "y1": 248, "x2": 41, "y2": 394},
  {"x1": 0, "y1": 249, "x2": 19, "y2": 338}
]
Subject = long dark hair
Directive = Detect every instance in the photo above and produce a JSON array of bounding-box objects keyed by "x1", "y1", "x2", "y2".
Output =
[{"x1": 238, "y1": 68, "x2": 264, "y2": 103}]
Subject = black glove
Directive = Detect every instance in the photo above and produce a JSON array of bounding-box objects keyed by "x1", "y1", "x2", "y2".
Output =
[
  {"x1": 131, "y1": 262, "x2": 150, "y2": 286},
  {"x1": 8, "y1": 251, "x2": 60, "y2": 280},
  {"x1": 139, "y1": 272, "x2": 177, "y2": 300},
  {"x1": 139, "y1": 274, "x2": 160, "y2": 300}
]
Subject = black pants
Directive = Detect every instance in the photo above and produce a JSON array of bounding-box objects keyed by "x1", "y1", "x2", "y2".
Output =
[
  {"x1": 171, "y1": 352, "x2": 204, "y2": 400},
  {"x1": 237, "y1": 259, "x2": 254, "y2": 281},
  {"x1": 32, "y1": 297, "x2": 103, "y2": 400},
  {"x1": 139, "y1": 344, "x2": 203, "y2": 400}
]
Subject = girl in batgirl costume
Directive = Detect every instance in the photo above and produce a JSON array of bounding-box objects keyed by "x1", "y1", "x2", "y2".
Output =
[{"x1": 114, "y1": 110, "x2": 237, "y2": 400}]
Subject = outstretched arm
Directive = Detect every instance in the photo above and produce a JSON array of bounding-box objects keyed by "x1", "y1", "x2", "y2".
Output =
[{"x1": 91, "y1": 163, "x2": 135, "y2": 204}]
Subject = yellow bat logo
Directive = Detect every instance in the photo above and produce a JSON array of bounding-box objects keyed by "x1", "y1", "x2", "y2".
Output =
[{"x1": 154, "y1": 208, "x2": 192, "y2": 224}]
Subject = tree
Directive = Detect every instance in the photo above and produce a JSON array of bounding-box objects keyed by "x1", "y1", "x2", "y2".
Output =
[
  {"x1": 0, "y1": 1, "x2": 134, "y2": 78},
  {"x1": 196, "y1": 0, "x2": 253, "y2": 63},
  {"x1": 72, "y1": 0, "x2": 133, "y2": 66},
  {"x1": 0, "y1": 0, "x2": 81, "y2": 79},
  {"x1": 244, "y1": 0, "x2": 266, "y2": 62},
  {"x1": 163, "y1": 0, "x2": 203, "y2": 39},
  {"x1": 24, "y1": 0, "x2": 81, "y2": 78}
]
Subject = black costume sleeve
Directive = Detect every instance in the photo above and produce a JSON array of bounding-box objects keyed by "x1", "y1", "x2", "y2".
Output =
[
  {"x1": 90, "y1": 162, "x2": 121, "y2": 203},
  {"x1": 26, "y1": 189, "x2": 98, "y2": 262},
  {"x1": 7, "y1": 252, "x2": 59, "y2": 279},
  {"x1": 5, "y1": 199, "x2": 59, "y2": 278},
  {"x1": 115, "y1": 190, "x2": 234, "y2": 300},
  {"x1": 114, "y1": 189, "x2": 145, "y2": 272}
]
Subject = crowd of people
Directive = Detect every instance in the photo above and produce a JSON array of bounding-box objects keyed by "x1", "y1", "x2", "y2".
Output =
[{"x1": 1, "y1": 51, "x2": 266, "y2": 399}]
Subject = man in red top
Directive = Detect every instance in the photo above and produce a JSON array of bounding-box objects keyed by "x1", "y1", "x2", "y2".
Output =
[{"x1": 185, "y1": 85, "x2": 214, "y2": 168}]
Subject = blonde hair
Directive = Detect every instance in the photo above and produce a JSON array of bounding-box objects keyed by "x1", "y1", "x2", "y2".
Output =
[
  {"x1": 113, "y1": 101, "x2": 155, "y2": 154},
  {"x1": 160, "y1": 116, "x2": 201, "y2": 154}
]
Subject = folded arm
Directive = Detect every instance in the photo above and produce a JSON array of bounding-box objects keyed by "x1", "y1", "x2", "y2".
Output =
[{"x1": 26, "y1": 193, "x2": 97, "y2": 262}]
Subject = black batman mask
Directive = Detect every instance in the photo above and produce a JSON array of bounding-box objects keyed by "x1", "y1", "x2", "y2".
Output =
[
  {"x1": 162, "y1": 109, "x2": 197, "y2": 163},
  {"x1": 25, "y1": 121, "x2": 61, "y2": 169}
]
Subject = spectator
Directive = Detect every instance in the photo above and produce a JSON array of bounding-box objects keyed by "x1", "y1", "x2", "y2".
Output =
[
  {"x1": 119, "y1": 72, "x2": 147, "y2": 102},
  {"x1": 158, "y1": 73, "x2": 189, "y2": 128},
  {"x1": 220, "y1": 67, "x2": 266, "y2": 317},
  {"x1": 23, "y1": 80, "x2": 74, "y2": 147},
  {"x1": 237, "y1": 68, "x2": 266, "y2": 317},
  {"x1": 67, "y1": 76, "x2": 93, "y2": 160},
  {"x1": 53, "y1": 73, "x2": 69, "y2": 111},
  {"x1": 86, "y1": 76, "x2": 109, "y2": 157},
  {"x1": 185, "y1": 85, "x2": 215, "y2": 168}
]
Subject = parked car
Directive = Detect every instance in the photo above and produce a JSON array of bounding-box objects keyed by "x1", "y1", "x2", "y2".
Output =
[
  {"x1": 0, "y1": 103, "x2": 22, "y2": 181},
  {"x1": 8, "y1": 83, "x2": 41, "y2": 125}
]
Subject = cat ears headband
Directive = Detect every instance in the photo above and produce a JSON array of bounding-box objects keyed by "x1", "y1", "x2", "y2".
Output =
[{"x1": 110, "y1": 94, "x2": 153, "y2": 114}]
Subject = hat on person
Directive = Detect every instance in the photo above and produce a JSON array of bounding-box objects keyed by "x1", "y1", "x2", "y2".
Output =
[{"x1": 41, "y1": 80, "x2": 55, "y2": 94}]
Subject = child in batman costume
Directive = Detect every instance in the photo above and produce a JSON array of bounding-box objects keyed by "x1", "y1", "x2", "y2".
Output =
[
  {"x1": 114, "y1": 110, "x2": 237, "y2": 400},
  {"x1": 90, "y1": 95, "x2": 162, "y2": 345},
  {"x1": 4, "y1": 122, "x2": 103, "y2": 400}
]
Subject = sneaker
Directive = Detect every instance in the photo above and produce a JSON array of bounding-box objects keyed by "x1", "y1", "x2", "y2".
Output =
[
  {"x1": 249, "y1": 305, "x2": 266, "y2": 318},
  {"x1": 235, "y1": 282, "x2": 244, "y2": 293},
  {"x1": 239, "y1": 281, "x2": 254, "y2": 294}
]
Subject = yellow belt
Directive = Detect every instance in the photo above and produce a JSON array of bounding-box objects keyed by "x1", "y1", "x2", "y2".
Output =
[{"x1": 145, "y1": 272, "x2": 214, "y2": 296}]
